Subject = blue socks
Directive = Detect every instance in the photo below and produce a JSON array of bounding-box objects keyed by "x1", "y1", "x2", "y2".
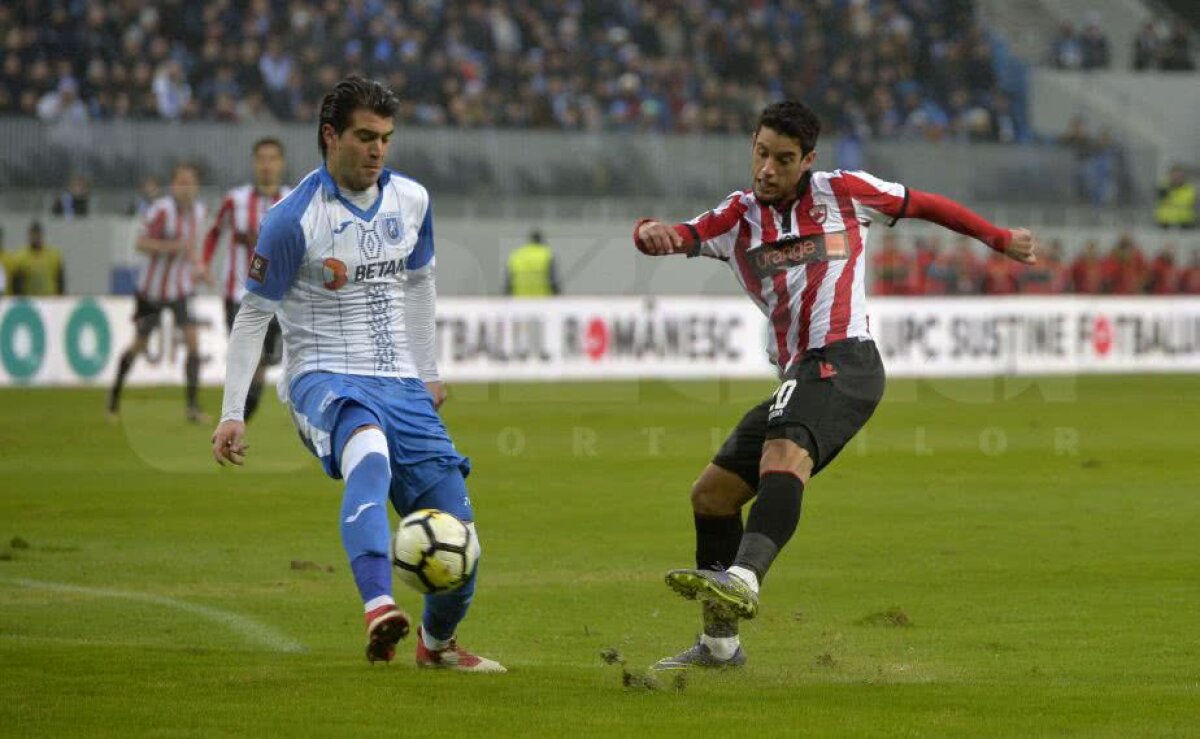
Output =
[{"x1": 338, "y1": 424, "x2": 393, "y2": 607}]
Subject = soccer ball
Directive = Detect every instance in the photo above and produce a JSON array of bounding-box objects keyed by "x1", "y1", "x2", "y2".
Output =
[{"x1": 391, "y1": 509, "x2": 478, "y2": 594}]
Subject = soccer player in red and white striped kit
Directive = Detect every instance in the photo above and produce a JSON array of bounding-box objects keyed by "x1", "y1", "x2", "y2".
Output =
[
  {"x1": 107, "y1": 162, "x2": 209, "y2": 423},
  {"x1": 200, "y1": 138, "x2": 291, "y2": 421},
  {"x1": 636, "y1": 101, "x2": 1038, "y2": 670}
]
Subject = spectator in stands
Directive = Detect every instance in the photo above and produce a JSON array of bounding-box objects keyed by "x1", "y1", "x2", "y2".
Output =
[
  {"x1": 1081, "y1": 129, "x2": 1119, "y2": 206},
  {"x1": 1132, "y1": 22, "x2": 1162, "y2": 71},
  {"x1": 1051, "y1": 23, "x2": 1084, "y2": 69},
  {"x1": 1159, "y1": 21, "x2": 1196, "y2": 71},
  {"x1": 1018, "y1": 239, "x2": 1068, "y2": 294},
  {"x1": 870, "y1": 233, "x2": 913, "y2": 296},
  {"x1": 0, "y1": 1, "x2": 1020, "y2": 140},
  {"x1": 1182, "y1": 251, "x2": 1200, "y2": 294},
  {"x1": 1102, "y1": 235, "x2": 1148, "y2": 294},
  {"x1": 1155, "y1": 166, "x2": 1196, "y2": 229},
  {"x1": 1070, "y1": 240, "x2": 1106, "y2": 293},
  {"x1": 982, "y1": 250, "x2": 1018, "y2": 295},
  {"x1": 911, "y1": 236, "x2": 940, "y2": 295},
  {"x1": 52, "y1": 175, "x2": 91, "y2": 219},
  {"x1": 954, "y1": 238, "x2": 985, "y2": 294},
  {"x1": 152, "y1": 60, "x2": 192, "y2": 120},
  {"x1": 10, "y1": 222, "x2": 65, "y2": 296},
  {"x1": 1079, "y1": 14, "x2": 1111, "y2": 70},
  {"x1": 924, "y1": 236, "x2": 982, "y2": 295},
  {"x1": 1146, "y1": 246, "x2": 1182, "y2": 294},
  {"x1": 36, "y1": 77, "x2": 88, "y2": 123}
]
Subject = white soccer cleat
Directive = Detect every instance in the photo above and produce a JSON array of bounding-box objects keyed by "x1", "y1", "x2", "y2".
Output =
[{"x1": 415, "y1": 627, "x2": 506, "y2": 673}]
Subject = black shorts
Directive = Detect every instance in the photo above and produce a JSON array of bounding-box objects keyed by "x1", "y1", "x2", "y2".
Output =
[
  {"x1": 133, "y1": 296, "x2": 194, "y2": 337},
  {"x1": 713, "y1": 338, "x2": 886, "y2": 489},
  {"x1": 225, "y1": 298, "x2": 283, "y2": 366}
]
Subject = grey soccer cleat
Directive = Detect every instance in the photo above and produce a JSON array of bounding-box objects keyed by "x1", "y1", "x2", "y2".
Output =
[
  {"x1": 665, "y1": 568, "x2": 759, "y2": 620},
  {"x1": 651, "y1": 639, "x2": 747, "y2": 671}
]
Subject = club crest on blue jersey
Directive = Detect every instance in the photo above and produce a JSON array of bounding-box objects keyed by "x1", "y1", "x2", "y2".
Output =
[{"x1": 382, "y1": 214, "x2": 404, "y2": 245}]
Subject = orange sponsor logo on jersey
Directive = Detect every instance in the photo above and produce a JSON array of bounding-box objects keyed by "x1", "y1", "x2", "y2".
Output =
[
  {"x1": 323, "y1": 258, "x2": 348, "y2": 290},
  {"x1": 753, "y1": 232, "x2": 849, "y2": 272}
]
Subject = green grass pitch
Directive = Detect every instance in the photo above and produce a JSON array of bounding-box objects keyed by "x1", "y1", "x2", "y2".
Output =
[{"x1": 2, "y1": 375, "x2": 1198, "y2": 738}]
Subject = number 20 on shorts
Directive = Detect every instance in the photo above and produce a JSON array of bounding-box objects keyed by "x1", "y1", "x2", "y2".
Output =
[{"x1": 770, "y1": 379, "x2": 797, "y2": 413}]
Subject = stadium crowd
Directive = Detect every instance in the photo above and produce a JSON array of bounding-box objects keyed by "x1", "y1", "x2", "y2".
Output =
[
  {"x1": 3, "y1": 0, "x2": 1020, "y2": 141},
  {"x1": 871, "y1": 233, "x2": 1200, "y2": 296},
  {"x1": 1051, "y1": 13, "x2": 1195, "y2": 71}
]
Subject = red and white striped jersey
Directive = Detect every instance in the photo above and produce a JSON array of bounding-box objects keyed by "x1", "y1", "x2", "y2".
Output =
[
  {"x1": 202, "y1": 184, "x2": 291, "y2": 301},
  {"x1": 682, "y1": 169, "x2": 907, "y2": 371},
  {"x1": 136, "y1": 195, "x2": 208, "y2": 302}
]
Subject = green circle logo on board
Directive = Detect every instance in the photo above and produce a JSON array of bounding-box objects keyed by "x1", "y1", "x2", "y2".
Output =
[
  {"x1": 65, "y1": 299, "x2": 111, "y2": 378},
  {"x1": 0, "y1": 300, "x2": 46, "y2": 381}
]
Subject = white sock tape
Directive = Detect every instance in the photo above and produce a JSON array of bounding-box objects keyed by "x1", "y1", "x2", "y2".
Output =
[{"x1": 341, "y1": 427, "x2": 388, "y2": 479}]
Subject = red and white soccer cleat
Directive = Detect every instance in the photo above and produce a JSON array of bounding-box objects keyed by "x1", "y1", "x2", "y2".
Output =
[
  {"x1": 414, "y1": 627, "x2": 507, "y2": 673},
  {"x1": 364, "y1": 604, "x2": 411, "y2": 663}
]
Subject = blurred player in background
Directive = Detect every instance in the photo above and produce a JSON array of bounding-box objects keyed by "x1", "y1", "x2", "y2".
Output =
[
  {"x1": 634, "y1": 100, "x2": 1038, "y2": 670},
  {"x1": 201, "y1": 138, "x2": 292, "y2": 421},
  {"x1": 211, "y1": 76, "x2": 504, "y2": 672},
  {"x1": 107, "y1": 162, "x2": 208, "y2": 422}
]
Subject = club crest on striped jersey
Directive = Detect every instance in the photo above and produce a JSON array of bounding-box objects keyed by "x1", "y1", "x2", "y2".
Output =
[
  {"x1": 748, "y1": 232, "x2": 849, "y2": 278},
  {"x1": 808, "y1": 204, "x2": 828, "y2": 225}
]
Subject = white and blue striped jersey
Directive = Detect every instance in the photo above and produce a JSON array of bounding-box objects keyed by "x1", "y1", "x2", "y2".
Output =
[{"x1": 245, "y1": 166, "x2": 437, "y2": 392}]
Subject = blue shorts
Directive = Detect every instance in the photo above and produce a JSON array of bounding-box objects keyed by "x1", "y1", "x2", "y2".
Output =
[{"x1": 289, "y1": 372, "x2": 471, "y2": 513}]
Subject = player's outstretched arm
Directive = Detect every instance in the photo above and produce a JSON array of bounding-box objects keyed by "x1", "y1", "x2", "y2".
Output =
[
  {"x1": 634, "y1": 219, "x2": 688, "y2": 256},
  {"x1": 903, "y1": 189, "x2": 1038, "y2": 265},
  {"x1": 1003, "y1": 227, "x2": 1037, "y2": 265},
  {"x1": 634, "y1": 193, "x2": 746, "y2": 259}
]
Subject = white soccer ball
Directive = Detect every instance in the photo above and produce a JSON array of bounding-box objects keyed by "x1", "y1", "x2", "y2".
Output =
[{"x1": 391, "y1": 509, "x2": 478, "y2": 594}]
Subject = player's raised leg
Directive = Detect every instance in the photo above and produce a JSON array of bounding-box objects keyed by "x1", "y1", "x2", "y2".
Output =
[
  {"x1": 330, "y1": 404, "x2": 410, "y2": 663},
  {"x1": 670, "y1": 438, "x2": 812, "y2": 623},
  {"x1": 654, "y1": 464, "x2": 755, "y2": 670},
  {"x1": 400, "y1": 463, "x2": 505, "y2": 673}
]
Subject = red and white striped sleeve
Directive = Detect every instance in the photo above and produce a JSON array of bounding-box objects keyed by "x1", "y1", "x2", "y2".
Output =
[
  {"x1": 633, "y1": 192, "x2": 748, "y2": 260},
  {"x1": 679, "y1": 192, "x2": 749, "y2": 260},
  {"x1": 836, "y1": 170, "x2": 909, "y2": 226},
  {"x1": 202, "y1": 195, "x2": 233, "y2": 266},
  {"x1": 140, "y1": 199, "x2": 169, "y2": 239}
]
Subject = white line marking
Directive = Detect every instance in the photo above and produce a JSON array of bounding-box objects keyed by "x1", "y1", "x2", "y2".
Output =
[{"x1": 1, "y1": 578, "x2": 305, "y2": 653}]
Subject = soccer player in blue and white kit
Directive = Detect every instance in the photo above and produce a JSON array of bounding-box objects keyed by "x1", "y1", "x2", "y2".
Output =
[{"x1": 211, "y1": 76, "x2": 504, "y2": 671}]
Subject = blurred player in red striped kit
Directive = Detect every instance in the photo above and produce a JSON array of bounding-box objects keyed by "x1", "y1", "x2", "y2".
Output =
[
  {"x1": 634, "y1": 101, "x2": 1039, "y2": 670},
  {"x1": 199, "y1": 138, "x2": 292, "y2": 421},
  {"x1": 107, "y1": 162, "x2": 209, "y2": 423}
]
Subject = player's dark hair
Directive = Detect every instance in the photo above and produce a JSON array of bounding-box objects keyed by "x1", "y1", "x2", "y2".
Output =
[
  {"x1": 172, "y1": 161, "x2": 200, "y2": 180},
  {"x1": 253, "y1": 137, "x2": 285, "y2": 155},
  {"x1": 755, "y1": 101, "x2": 821, "y2": 155},
  {"x1": 317, "y1": 75, "x2": 400, "y2": 158}
]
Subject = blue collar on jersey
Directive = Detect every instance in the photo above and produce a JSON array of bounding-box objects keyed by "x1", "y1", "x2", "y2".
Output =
[{"x1": 318, "y1": 165, "x2": 392, "y2": 222}]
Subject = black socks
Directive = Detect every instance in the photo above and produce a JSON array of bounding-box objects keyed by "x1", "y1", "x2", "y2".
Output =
[
  {"x1": 733, "y1": 472, "x2": 805, "y2": 582},
  {"x1": 694, "y1": 513, "x2": 743, "y2": 571},
  {"x1": 185, "y1": 352, "x2": 200, "y2": 408}
]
